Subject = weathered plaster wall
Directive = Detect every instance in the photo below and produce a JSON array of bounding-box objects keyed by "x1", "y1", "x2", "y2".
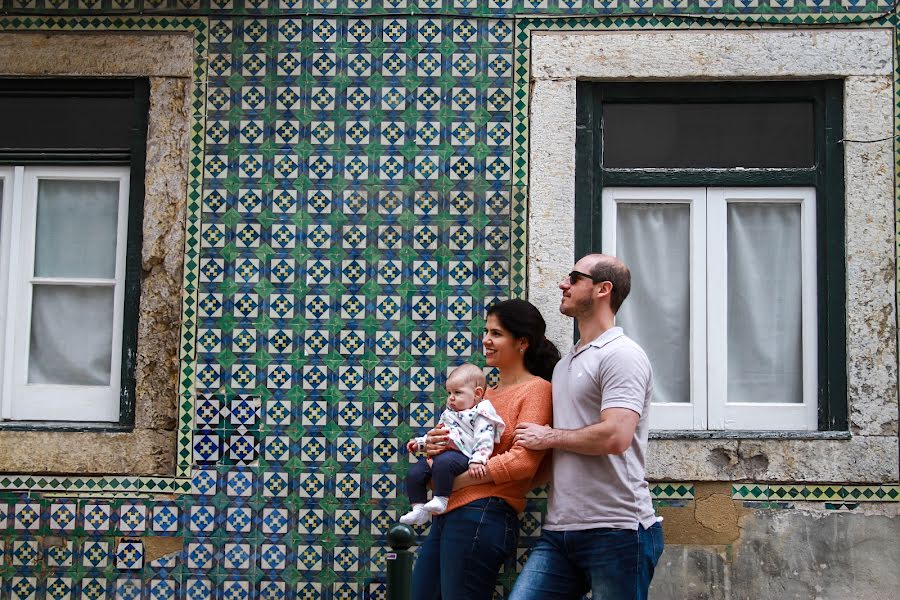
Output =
[
  {"x1": 528, "y1": 27, "x2": 899, "y2": 482},
  {"x1": 843, "y1": 74, "x2": 899, "y2": 438},
  {"x1": 0, "y1": 32, "x2": 192, "y2": 475},
  {"x1": 135, "y1": 75, "x2": 191, "y2": 435},
  {"x1": 651, "y1": 488, "x2": 900, "y2": 599}
]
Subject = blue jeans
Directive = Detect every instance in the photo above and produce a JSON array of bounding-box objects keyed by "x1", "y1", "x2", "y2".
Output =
[
  {"x1": 508, "y1": 523, "x2": 664, "y2": 600},
  {"x1": 411, "y1": 497, "x2": 519, "y2": 600}
]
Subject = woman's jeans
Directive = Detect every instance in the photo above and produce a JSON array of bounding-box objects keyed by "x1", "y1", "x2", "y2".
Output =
[
  {"x1": 411, "y1": 497, "x2": 519, "y2": 600},
  {"x1": 508, "y1": 522, "x2": 665, "y2": 600}
]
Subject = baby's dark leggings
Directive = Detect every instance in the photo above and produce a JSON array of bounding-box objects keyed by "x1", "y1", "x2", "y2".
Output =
[{"x1": 405, "y1": 450, "x2": 470, "y2": 503}]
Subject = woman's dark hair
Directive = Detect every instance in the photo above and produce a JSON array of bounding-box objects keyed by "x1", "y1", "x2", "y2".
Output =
[{"x1": 486, "y1": 299, "x2": 561, "y2": 381}]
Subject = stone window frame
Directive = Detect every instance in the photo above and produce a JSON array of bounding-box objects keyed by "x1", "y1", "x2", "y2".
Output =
[
  {"x1": 0, "y1": 31, "x2": 194, "y2": 475},
  {"x1": 527, "y1": 27, "x2": 898, "y2": 483}
]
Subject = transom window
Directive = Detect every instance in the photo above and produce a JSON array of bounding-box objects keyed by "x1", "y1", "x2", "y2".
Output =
[{"x1": 576, "y1": 81, "x2": 846, "y2": 431}]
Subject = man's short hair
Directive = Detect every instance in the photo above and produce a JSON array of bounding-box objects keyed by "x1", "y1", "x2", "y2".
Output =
[
  {"x1": 446, "y1": 363, "x2": 486, "y2": 390},
  {"x1": 590, "y1": 256, "x2": 632, "y2": 313}
]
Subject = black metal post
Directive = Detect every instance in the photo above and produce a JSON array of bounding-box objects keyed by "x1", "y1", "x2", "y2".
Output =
[{"x1": 386, "y1": 523, "x2": 416, "y2": 600}]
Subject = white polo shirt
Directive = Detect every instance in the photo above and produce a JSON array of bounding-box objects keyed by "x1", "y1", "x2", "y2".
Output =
[{"x1": 545, "y1": 327, "x2": 658, "y2": 531}]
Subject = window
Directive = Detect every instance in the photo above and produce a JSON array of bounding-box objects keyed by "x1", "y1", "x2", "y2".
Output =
[
  {"x1": 576, "y1": 81, "x2": 846, "y2": 431},
  {"x1": 0, "y1": 79, "x2": 148, "y2": 425},
  {"x1": 602, "y1": 186, "x2": 817, "y2": 430}
]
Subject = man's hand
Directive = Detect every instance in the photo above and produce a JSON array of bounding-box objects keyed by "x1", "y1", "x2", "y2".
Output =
[
  {"x1": 468, "y1": 463, "x2": 486, "y2": 479},
  {"x1": 514, "y1": 422, "x2": 555, "y2": 450},
  {"x1": 405, "y1": 440, "x2": 418, "y2": 453},
  {"x1": 425, "y1": 426, "x2": 450, "y2": 457}
]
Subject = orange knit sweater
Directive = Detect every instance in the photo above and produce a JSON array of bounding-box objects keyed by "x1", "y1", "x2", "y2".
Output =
[{"x1": 445, "y1": 378, "x2": 553, "y2": 514}]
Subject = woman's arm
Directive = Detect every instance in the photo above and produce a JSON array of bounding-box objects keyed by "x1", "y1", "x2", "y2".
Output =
[
  {"x1": 486, "y1": 385, "x2": 553, "y2": 484},
  {"x1": 453, "y1": 384, "x2": 552, "y2": 490},
  {"x1": 453, "y1": 469, "x2": 493, "y2": 489}
]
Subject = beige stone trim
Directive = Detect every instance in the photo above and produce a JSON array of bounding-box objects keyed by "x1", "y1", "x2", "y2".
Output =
[
  {"x1": 0, "y1": 32, "x2": 192, "y2": 475},
  {"x1": 527, "y1": 28, "x2": 898, "y2": 482},
  {"x1": 530, "y1": 29, "x2": 894, "y2": 81},
  {"x1": 0, "y1": 33, "x2": 194, "y2": 77}
]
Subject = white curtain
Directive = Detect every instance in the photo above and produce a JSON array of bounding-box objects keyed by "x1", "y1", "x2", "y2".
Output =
[
  {"x1": 616, "y1": 203, "x2": 691, "y2": 404},
  {"x1": 28, "y1": 179, "x2": 119, "y2": 386},
  {"x1": 34, "y1": 180, "x2": 118, "y2": 278},
  {"x1": 727, "y1": 203, "x2": 802, "y2": 404},
  {"x1": 29, "y1": 286, "x2": 114, "y2": 385}
]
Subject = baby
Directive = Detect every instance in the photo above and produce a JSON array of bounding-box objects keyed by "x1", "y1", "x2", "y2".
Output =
[{"x1": 400, "y1": 363, "x2": 505, "y2": 526}]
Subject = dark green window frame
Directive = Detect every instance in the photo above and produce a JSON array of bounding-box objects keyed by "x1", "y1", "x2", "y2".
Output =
[
  {"x1": 575, "y1": 80, "x2": 847, "y2": 431},
  {"x1": 0, "y1": 78, "x2": 150, "y2": 431}
]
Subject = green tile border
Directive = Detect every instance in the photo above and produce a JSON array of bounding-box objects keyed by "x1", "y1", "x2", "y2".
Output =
[
  {"x1": 0, "y1": 14, "x2": 206, "y2": 494},
  {"x1": 733, "y1": 484, "x2": 899, "y2": 502},
  {"x1": 0, "y1": 474, "x2": 192, "y2": 494},
  {"x1": 650, "y1": 483, "x2": 695, "y2": 500}
]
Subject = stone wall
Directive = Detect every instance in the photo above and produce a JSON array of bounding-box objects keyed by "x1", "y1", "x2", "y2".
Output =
[{"x1": 653, "y1": 492, "x2": 900, "y2": 600}]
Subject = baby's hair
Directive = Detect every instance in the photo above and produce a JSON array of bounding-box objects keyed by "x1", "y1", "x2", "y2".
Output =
[{"x1": 446, "y1": 363, "x2": 486, "y2": 391}]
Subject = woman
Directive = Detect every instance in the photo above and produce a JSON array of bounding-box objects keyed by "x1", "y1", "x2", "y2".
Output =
[{"x1": 409, "y1": 298, "x2": 561, "y2": 600}]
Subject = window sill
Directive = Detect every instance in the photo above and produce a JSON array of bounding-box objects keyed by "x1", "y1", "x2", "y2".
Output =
[
  {"x1": 0, "y1": 421, "x2": 134, "y2": 433},
  {"x1": 646, "y1": 430, "x2": 897, "y2": 482},
  {"x1": 0, "y1": 428, "x2": 176, "y2": 475},
  {"x1": 650, "y1": 430, "x2": 852, "y2": 441}
]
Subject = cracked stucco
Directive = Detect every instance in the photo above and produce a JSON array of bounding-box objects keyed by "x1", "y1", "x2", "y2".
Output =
[{"x1": 653, "y1": 495, "x2": 900, "y2": 600}]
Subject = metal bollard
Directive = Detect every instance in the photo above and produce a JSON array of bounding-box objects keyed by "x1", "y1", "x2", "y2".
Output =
[{"x1": 385, "y1": 523, "x2": 416, "y2": 600}]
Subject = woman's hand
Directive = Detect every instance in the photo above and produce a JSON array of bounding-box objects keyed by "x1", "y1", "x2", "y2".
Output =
[
  {"x1": 405, "y1": 440, "x2": 418, "y2": 453},
  {"x1": 425, "y1": 426, "x2": 451, "y2": 456},
  {"x1": 468, "y1": 463, "x2": 487, "y2": 479}
]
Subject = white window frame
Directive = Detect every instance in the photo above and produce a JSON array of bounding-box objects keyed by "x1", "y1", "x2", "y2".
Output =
[
  {"x1": 706, "y1": 187, "x2": 818, "y2": 430},
  {"x1": 603, "y1": 186, "x2": 818, "y2": 431},
  {"x1": 601, "y1": 187, "x2": 708, "y2": 430},
  {"x1": 0, "y1": 165, "x2": 130, "y2": 423},
  {"x1": 0, "y1": 167, "x2": 14, "y2": 409}
]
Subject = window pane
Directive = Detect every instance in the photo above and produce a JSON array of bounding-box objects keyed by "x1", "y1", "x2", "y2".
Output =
[
  {"x1": 28, "y1": 285, "x2": 114, "y2": 385},
  {"x1": 616, "y1": 203, "x2": 691, "y2": 404},
  {"x1": 603, "y1": 103, "x2": 814, "y2": 168},
  {"x1": 34, "y1": 179, "x2": 119, "y2": 278},
  {"x1": 727, "y1": 203, "x2": 802, "y2": 404}
]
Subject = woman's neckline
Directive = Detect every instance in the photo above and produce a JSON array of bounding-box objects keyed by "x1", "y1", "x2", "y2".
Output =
[{"x1": 490, "y1": 375, "x2": 540, "y2": 393}]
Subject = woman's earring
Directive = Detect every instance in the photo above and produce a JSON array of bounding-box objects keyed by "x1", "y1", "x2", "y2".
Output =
[{"x1": 519, "y1": 348, "x2": 524, "y2": 353}]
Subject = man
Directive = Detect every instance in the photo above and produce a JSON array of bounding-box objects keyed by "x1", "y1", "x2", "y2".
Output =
[{"x1": 510, "y1": 253, "x2": 663, "y2": 600}]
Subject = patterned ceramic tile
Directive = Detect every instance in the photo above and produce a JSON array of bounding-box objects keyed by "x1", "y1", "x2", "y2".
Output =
[{"x1": 0, "y1": 8, "x2": 897, "y2": 600}]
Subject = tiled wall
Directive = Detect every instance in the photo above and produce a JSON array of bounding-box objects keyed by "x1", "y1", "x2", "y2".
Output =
[
  {"x1": 0, "y1": 0, "x2": 895, "y2": 15},
  {"x1": 0, "y1": 2, "x2": 898, "y2": 599}
]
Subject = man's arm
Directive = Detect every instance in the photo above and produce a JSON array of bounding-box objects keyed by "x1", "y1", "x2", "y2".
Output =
[{"x1": 514, "y1": 407, "x2": 639, "y2": 456}]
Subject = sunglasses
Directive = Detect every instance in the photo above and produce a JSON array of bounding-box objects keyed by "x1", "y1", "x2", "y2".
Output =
[{"x1": 568, "y1": 270, "x2": 604, "y2": 285}]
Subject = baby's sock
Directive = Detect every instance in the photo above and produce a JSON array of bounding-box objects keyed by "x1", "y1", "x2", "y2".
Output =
[
  {"x1": 422, "y1": 496, "x2": 449, "y2": 514},
  {"x1": 399, "y1": 504, "x2": 430, "y2": 526}
]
